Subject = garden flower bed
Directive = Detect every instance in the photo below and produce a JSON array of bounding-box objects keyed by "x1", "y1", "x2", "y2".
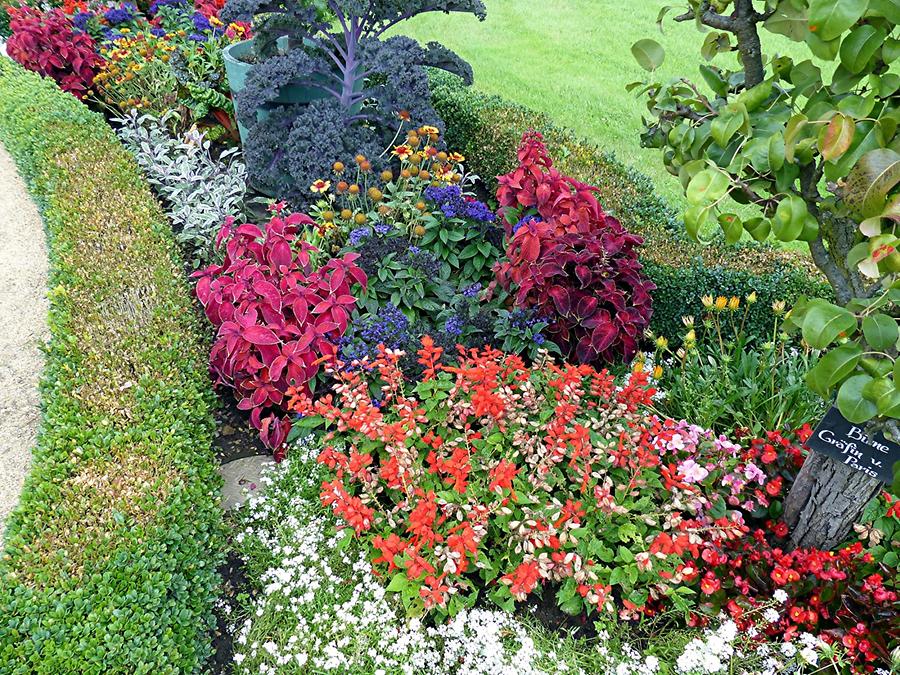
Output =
[{"x1": 0, "y1": 0, "x2": 897, "y2": 673}]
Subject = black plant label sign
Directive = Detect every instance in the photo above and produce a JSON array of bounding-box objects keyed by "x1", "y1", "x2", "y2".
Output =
[{"x1": 806, "y1": 407, "x2": 900, "y2": 484}]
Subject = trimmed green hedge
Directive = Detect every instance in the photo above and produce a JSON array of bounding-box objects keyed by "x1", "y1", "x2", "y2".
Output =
[
  {"x1": 0, "y1": 61, "x2": 222, "y2": 673},
  {"x1": 430, "y1": 71, "x2": 831, "y2": 342}
]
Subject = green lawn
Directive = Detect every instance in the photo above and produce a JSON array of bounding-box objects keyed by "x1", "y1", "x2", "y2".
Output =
[{"x1": 401, "y1": 0, "x2": 809, "y2": 212}]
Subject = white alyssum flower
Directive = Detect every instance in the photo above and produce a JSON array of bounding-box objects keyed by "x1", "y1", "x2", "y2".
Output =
[{"x1": 228, "y1": 442, "x2": 669, "y2": 675}]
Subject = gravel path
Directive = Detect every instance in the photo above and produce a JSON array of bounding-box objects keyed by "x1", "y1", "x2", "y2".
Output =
[{"x1": 0, "y1": 143, "x2": 48, "y2": 537}]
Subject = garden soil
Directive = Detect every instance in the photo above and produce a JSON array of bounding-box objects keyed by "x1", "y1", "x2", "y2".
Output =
[{"x1": 0, "y1": 143, "x2": 48, "y2": 536}]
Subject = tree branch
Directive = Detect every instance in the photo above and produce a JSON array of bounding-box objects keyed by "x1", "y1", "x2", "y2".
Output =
[
  {"x1": 675, "y1": 0, "x2": 767, "y2": 87},
  {"x1": 674, "y1": 1, "x2": 736, "y2": 31}
]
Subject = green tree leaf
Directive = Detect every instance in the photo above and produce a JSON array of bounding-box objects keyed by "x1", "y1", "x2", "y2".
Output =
[
  {"x1": 839, "y1": 24, "x2": 886, "y2": 73},
  {"x1": 772, "y1": 195, "x2": 808, "y2": 241},
  {"x1": 632, "y1": 39, "x2": 665, "y2": 71},
  {"x1": 818, "y1": 113, "x2": 856, "y2": 161},
  {"x1": 766, "y1": 1, "x2": 810, "y2": 40},
  {"x1": 784, "y1": 114, "x2": 809, "y2": 162},
  {"x1": 711, "y1": 105, "x2": 746, "y2": 147},
  {"x1": 718, "y1": 213, "x2": 743, "y2": 244},
  {"x1": 684, "y1": 204, "x2": 713, "y2": 241},
  {"x1": 808, "y1": 0, "x2": 868, "y2": 42},
  {"x1": 687, "y1": 168, "x2": 730, "y2": 205},
  {"x1": 806, "y1": 343, "x2": 863, "y2": 396},
  {"x1": 801, "y1": 302, "x2": 858, "y2": 348},
  {"x1": 837, "y1": 374, "x2": 878, "y2": 423},
  {"x1": 862, "y1": 313, "x2": 899, "y2": 350},
  {"x1": 877, "y1": 387, "x2": 900, "y2": 418},
  {"x1": 844, "y1": 148, "x2": 900, "y2": 218},
  {"x1": 744, "y1": 217, "x2": 771, "y2": 241}
]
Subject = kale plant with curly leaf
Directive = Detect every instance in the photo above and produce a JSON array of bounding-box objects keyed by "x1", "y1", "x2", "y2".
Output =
[{"x1": 222, "y1": 0, "x2": 484, "y2": 205}]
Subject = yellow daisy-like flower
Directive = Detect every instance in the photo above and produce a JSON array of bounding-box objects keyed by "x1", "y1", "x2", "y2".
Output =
[
  {"x1": 419, "y1": 125, "x2": 439, "y2": 136},
  {"x1": 449, "y1": 152, "x2": 465, "y2": 163},
  {"x1": 652, "y1": 365, "x2": 663, "y2": 379},
  {"x1": 728, "y1": 296, "x2": 740, "y2": 311},
  {"x1": 392, "y1": 145, "x2": 413, "y2": 160},
  {"x1": 310, "y1": 179, "x2": 331, "y2": 194},
  {"x1": 701, "y1": 294, "x2": 714, "y2": 309},
  {"x1": 714, "y1": 296, "x2": 728, "y2": 311}
]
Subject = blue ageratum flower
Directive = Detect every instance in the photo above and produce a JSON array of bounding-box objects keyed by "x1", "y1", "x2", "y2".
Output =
[
  {"x1": 424, "y1": 185, "x2": 495, "y2": 223},
  {"x1": 444, "y1": 315, "x2": 464, "y2": 337},
  {"x1": 192, "y1": 11, "x2": 212, "y2": 32},
  {"x1": 72, "y1": 11, "x2": 92, "y2": 31},
  {"x1": 188, "y1": 32, "x2": 208, "y2": 42},
  {"x1": 348, "y1": 227, "x2": 371, "y2": 247},
  {"x1": 103, "y1": 3, "x2": 135, "y2": 25},
  {"x1": 462, "y1": 283, "x2": 482, "y2": 299},
  {"x1": 148, "y1": 0, "x2": 186, "y2": 15}
]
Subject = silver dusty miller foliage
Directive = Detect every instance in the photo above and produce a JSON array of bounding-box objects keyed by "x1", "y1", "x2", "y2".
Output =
[{"x1": 115, "y1": 109, "x2": 246, "y2": 267}]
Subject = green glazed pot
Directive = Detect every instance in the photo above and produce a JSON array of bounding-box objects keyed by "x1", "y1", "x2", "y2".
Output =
[{"x1": 223, "y1": 37, "x2": 365, "y2": 194}]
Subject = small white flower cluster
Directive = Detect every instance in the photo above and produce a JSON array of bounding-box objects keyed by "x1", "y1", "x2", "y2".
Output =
[
  {"x1": 229, "y1": 452, "x2": 663, "y2": 675},
  {"x1": 677, "y1": 620, "x2": 738, "y2": 674},
  {"x1": 676, "y1": 617, "x2": 833, "y2": 675}
]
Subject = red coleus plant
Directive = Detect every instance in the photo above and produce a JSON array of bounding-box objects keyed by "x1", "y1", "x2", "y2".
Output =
[
  {"x1": 7, "y1": 6, "x2": 104, "y2": 98},
  {"x1": 193, "y1": 211, "x2": 366, "y2": 451},
  {"x1": 492, "y1": 132, "x2": 655, "y2": 363}
]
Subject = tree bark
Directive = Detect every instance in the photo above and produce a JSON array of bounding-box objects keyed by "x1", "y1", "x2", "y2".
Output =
[
  {"x1": 783, "y1": 452, "x2": 883, "y2": 550},
  {"x1": 733, "y1": 0, "x2": 765, "y2": 87}
]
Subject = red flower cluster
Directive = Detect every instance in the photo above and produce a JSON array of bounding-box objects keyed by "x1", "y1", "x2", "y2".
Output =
[
  {"x1": 291, "y1": 340, "x2": 770, "y2": 620},
  {"x1": 7, "y1": 6, "x2": 104, "y2": 98},
  {"x1": 694, "y1": 531, "x2": 898, "y2": 671},
  {"x1": 194, "y1": 212, "x2": 366, "y2": 450},
  {"x1": 492, "y1": 132, "x2": 654, "y2": 363}
]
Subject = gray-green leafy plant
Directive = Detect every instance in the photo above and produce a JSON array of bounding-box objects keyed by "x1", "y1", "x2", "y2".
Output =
[{"x1": 115, "y1": 109, "x2": 247, "y2": 267}]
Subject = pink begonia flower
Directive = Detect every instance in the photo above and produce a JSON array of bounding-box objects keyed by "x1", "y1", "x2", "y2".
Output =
[
  {"x1": 744, "y1": 462, "x2": 766, "y2": 484},
  {"x1": 678, "y1": 459, "x2": 709, "y2": 483}
]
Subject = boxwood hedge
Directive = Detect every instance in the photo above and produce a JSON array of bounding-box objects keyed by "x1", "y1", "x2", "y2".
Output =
[
  {"x1": 429, "y1": 71, "x2": 831, "y2": 343},
  {"x1": 0, "y1": 61, "x2": 223, "y2": 673}
]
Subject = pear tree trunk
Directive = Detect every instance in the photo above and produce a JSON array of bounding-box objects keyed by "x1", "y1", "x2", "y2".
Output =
[{"x1": 783, "y1": 452, "x2": 883, "y2": 551}]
